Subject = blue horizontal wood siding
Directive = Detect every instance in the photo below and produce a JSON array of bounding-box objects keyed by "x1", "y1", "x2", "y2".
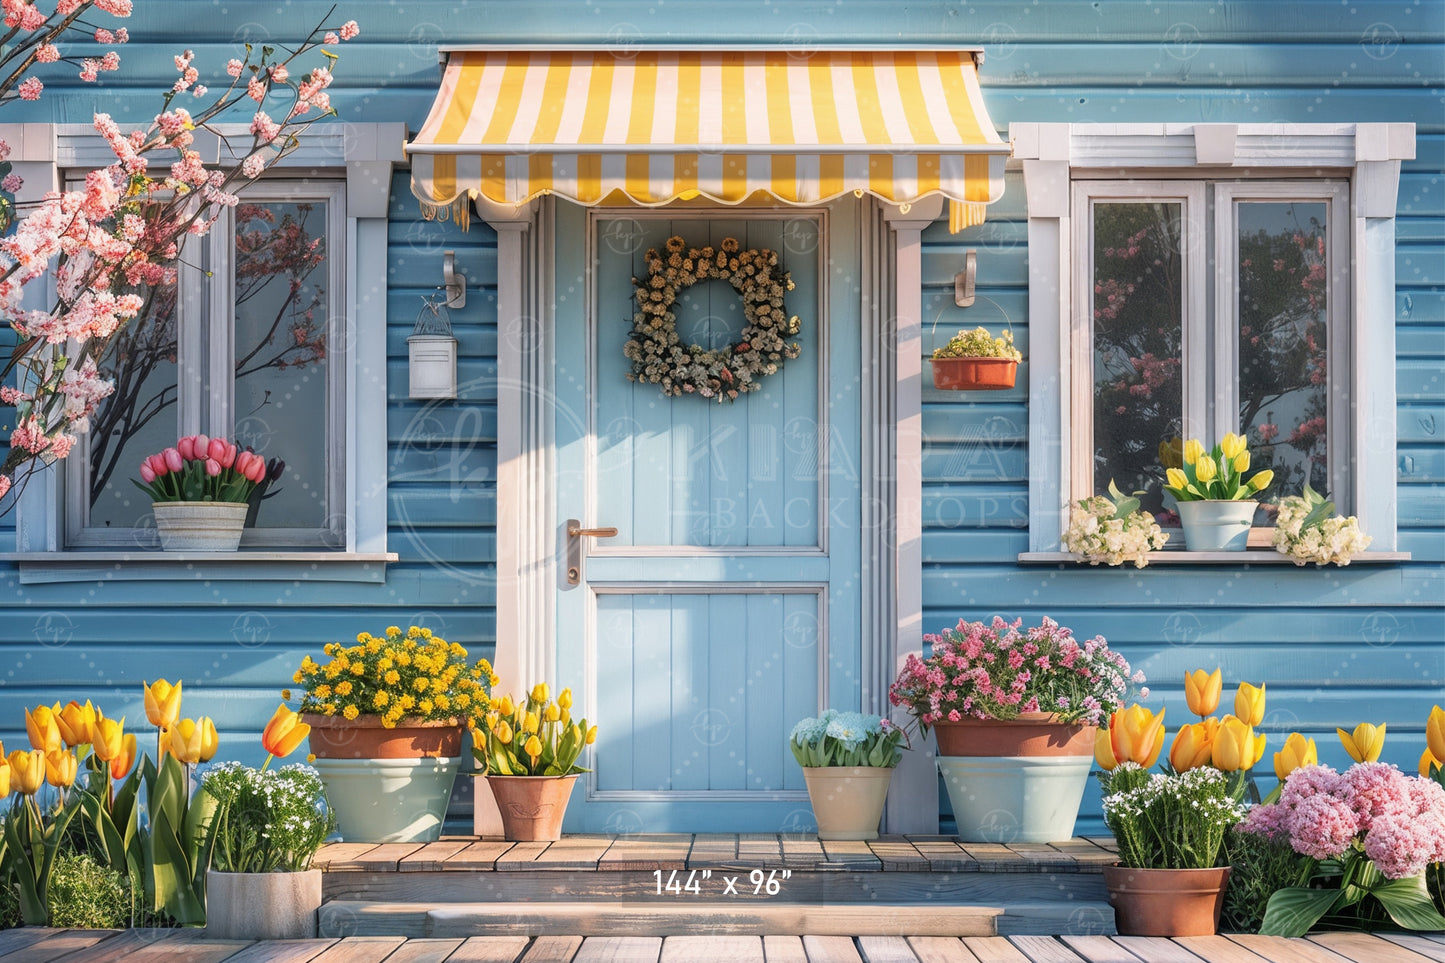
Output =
[{"x1": 0, "y1": 0, "x2": 1438, "y2": 833}]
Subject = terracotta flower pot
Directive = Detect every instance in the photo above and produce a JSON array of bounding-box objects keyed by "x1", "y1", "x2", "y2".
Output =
[
  {"x1": 801, "y1": 766, "x2": 894, "y2": 841},
  {"x1": 487, "y1": 774, "x2": 578, "y2": 841},
  {"x1": 930, "y1": 357, "x2": 1017, "y2": 390},
  {"x1": 931, "y1": 713, "x2": 1096, "y2": 757},
  {"x1": 303, "y1": 713, "x2": 463, "y2": 759},
  {"x1": 1103, "y1": 864, "x2": 1232, "y2": 937}
]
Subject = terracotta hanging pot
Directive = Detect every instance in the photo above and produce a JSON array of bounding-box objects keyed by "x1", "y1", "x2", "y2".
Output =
[
  {"x1": 303, "y1": 713, "x2": 463, "y2": 759},
  {"x1": 931, "y1": 712, "x2": 1096, "y2": 757},
  {"x1": 801, "y1": 766, "x2": 894, "y2": 841},
  {"x1": 930, "y1": 357, "x2": 1017, "y2": 391},
  {"x1": 487, "y1": 774, "x2": 579, "y2": 841},
  {"x1": 1103, "y1": 864, "x2": 1232, "y2": 937}
]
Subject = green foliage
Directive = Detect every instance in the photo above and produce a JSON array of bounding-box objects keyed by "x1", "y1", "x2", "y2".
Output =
[
  {"x1": 47, "y1": 853, "x2": 130, "y2": 929},
  {"x1": 788, "y1": 711, "x2": 906, "y2": 768},
  {"x1": 932, "y1": 325, "x2": 1021, "y2": 360},
  {"x1": 1220, "y1": 828, "x2": 1311, "y2": 932},
  {"x1": 1260, "y1": 847, "x2": 1445, "y2": 937},
  {"x1": 1100, "y1": 764, "x2": 1246, "y2": 870},
  {"x1": 2, "y1": 794, "x2": 83, "y2": 925},
  {"x1": 201, "y1": 762, "x2": 334, "y2": 873}
]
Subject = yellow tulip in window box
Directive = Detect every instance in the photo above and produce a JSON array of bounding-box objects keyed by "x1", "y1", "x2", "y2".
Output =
[{"x1": 1162, "y1": 433, "x2": 1274, "y2": 551}]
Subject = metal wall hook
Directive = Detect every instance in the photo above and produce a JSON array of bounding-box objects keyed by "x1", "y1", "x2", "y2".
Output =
[
  {"x1": 443, "y1": 250, "x2": 467, "y2": 309},
  {"x1": 954, "y1": 249, "x2": 977, "y2": 307}
]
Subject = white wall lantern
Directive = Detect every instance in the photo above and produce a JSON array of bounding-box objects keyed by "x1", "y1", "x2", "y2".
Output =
[{"x1": 408, "y1": 251, "x2": 464, "y2": 399}]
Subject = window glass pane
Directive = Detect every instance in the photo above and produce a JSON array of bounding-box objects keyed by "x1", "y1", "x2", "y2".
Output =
[
  {"x1": 232, "y1": 201, "x2": 329, "y2": 530},
  {"x1": 87, "y1": 281, "x2": 180, "y2": 529},
  {"x1": 1236, "y1": 202, "x2": 1330, "y2": 498},
  {"x1": 1091, "y1": 202, "x2": 1185, "y2": 520}
]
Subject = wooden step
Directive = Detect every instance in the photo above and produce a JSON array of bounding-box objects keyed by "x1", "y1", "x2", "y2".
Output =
[
  {"x1": 319, "y1": 900, "x2": 1003, "y2": 939},
  {"x1": 995, "y1": 900, "x2": 1116, "y2": 936}
]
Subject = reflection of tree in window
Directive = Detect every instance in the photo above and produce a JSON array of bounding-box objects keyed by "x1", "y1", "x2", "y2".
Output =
[
  {"x1": 1237, "y1": 202, "x2": 1329, "y2": 500},
  {"x1": 1091, "y1": 203, "x2": 1184, "y2": 520}
]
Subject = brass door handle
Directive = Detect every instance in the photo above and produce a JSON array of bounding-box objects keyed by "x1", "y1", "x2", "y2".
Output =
[{"x1": 566, "y1": 519, "x2": 617, "y2": 585}]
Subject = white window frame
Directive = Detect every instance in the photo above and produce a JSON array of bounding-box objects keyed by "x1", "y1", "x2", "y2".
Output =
[
  {"x1": 1015, "y1": 122, "x2": 1414, "y2": 559},
  {"x1": 5, "y1": 122, "x2": 405, "y2": 580}
]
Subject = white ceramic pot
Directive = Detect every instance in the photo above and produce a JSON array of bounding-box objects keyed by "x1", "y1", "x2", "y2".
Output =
[
  {"x1": 204, "y1": 869, "x2": 321, "y2": 939},
  {"x1": 152, "y1": 501, "x2": 249, "y2": 551},
  {"x1": 801, "y1": 766, "x2": 894, "y2": 841},
  {"x1": 1174, "y1": 499, "x2": 1257, "y2": 552},
  {"x1": 311, "y1": 756, "x2": 460, "y2": 843},
  {"x1": 937, "y1": 754, "x2": 1092, "y2": 844}
]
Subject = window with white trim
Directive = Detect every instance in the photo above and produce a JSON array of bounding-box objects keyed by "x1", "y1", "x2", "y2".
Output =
[
  {"x1": 70, "y1": 180, "x2": 347, "y2": 549},
  {"x1": 1015, "y1": 123, "x2": 1413, "y2": 557},
  {"x1": 1074, "y1": 179, "x2": 1349, "y2": 528}
]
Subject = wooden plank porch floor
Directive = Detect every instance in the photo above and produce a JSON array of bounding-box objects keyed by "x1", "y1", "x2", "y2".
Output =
[{"x1": 0, "y1": 929, "x2": 1437, "y2": 962}]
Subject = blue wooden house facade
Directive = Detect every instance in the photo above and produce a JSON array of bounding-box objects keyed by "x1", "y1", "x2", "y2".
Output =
[{"x1": 0, "y1": 0, "x2": 1439, "y2": 836}]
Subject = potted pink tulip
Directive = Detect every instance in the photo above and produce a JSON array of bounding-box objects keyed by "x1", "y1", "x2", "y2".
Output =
[{"x1": 134, "y1": 434, "x2": 277, "y2": 551}]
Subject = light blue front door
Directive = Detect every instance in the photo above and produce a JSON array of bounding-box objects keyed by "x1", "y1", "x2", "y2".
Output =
[{"x1": 553, "y1": 201, "x2": 863, "y2": 832}]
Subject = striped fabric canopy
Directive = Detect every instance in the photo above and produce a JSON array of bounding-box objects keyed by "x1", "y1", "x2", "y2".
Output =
[{"x1": 407, "y1": 47, "x2": 1010, "y2": 230}]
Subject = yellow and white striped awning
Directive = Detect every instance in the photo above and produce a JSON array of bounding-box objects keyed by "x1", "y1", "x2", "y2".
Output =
[{"x1": 407, "y1": 47, "x2": 1009, "y2": 230}]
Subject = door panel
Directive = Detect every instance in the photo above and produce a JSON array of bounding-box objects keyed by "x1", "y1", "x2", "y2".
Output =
[{"x1": 554, "y1": 201, "x2": 862, "y2": 832}]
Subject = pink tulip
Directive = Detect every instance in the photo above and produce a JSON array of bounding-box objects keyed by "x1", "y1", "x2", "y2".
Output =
[
  {"x1": 207, "y1": 437, "x2": 226, "y2": 463},
  {"x1": 146, "y1": 453, "x2": 168, "y2": 477},
  {"x1": 233, "y1": 451, "x2": 251, "y2": 476},
  {"x1": 205, "y1": 458, "x2": 221, "y2": 477},
  {"x1": 194, "y1": 433, "x2": 210, "y2": 457},
  {"x1": 177, "y1": 436, "x2": 195, "y2": 460},
  {"x1": 222, "y1": 442, "x2": 237, "y2": 469},
  {"x1": 139, "y1": 462, "x2": 156, "y2": 484},
  {"x1": 163, "y1": 448, "x2": 183, "y2": 473},
  {"x1": 247, "y1": 458, "x2": 266, "y2": 483}
]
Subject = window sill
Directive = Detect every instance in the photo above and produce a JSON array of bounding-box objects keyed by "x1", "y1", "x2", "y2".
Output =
[
  {"x1": 0, "y1": 551, "x2": 399, "y2": 584},
  {"x1": 1017, "y1": 551, "x2": 1412, "y2": 566}
]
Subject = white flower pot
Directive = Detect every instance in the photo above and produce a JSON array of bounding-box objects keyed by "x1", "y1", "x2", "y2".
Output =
[
  {"x1": 802, "y1": 766, "x2": 894, "y2": 840},
  {"x1": 152, "y1": 501, "x2": 248, "y2": 551},
  {"x1": 311, "y1": 756, "x2": 459, "y2": 843},
  {"x1": 1175, "y1": 499, "x2": 1257, "y2": 552},
  {"x1": 938, "y1": 754, "x2": 1092, "y2": 844},
  {"x1": 204, "y1": 869, "x2": 321, "y2": 939}
]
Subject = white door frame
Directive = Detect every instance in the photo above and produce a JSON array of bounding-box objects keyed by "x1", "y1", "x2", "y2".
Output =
[{"x1": 480, "y1": 193, "x2": 938, "y2": 833}]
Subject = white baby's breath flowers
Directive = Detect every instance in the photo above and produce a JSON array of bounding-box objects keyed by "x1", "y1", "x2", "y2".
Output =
[{"x1": 1272, "y1": 489, "x2": 1372, "y2": 566}]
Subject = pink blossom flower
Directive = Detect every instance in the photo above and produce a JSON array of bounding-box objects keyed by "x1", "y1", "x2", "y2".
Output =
[
  {"x1": 114, "y1": 28, "x2": 129, "y2": 43},
  {"x1": 36, "y1": 44, "x2": 60, "y2": 64},
  {"x1": 2, "y1": 173, "x2": 21, "y2": 193},
  {"x1": 227, "y1": 59, "x2": 245, "y2": 78},
  {"x1": 339, "y1": 20, "x2": 359, "y2": 40},
  {"x1": 18, "y1": 78, "x2": 43, "y2": 101},
  {"x1": 241, "y1": 154, "x2": 266, "y2": 179},
  {"x1": 0, "y1": 475, "x2": 11, "y2": 499},
  {"x1": 324, "y1": 32, "x2": 339, "y2": 44},
  {"x1": 95, "y1": 28, "x2": 115, "y2": 44},
  {"x1": 247, "y1": 76, "x2": 266, "y2": 102}
]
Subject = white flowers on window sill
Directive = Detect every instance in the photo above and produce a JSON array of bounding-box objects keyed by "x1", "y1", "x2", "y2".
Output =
[
  {"x1": 1062, "y1": 481, "x2": 1169, "y2": 569},
  {"x1": 1272, "y1": 483, "x2": 1372, "y2": 566}
]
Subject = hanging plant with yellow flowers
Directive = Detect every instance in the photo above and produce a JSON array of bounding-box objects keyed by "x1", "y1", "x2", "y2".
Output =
[{"x1": 624, "y1": 235, "x2": 801, "y2": 402}]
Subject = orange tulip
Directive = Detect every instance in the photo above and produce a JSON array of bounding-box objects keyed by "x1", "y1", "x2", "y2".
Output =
[
  {"x1": 1419, "y1": 749, "x2": 1440, "y2": 779},
  {"x1": 1337, "y1": 722, "x2": 1385, "y2": 763},
  {"x1": 1109, "y1": 705, "x2": 1167, "y2": 769},
  {"x1": 144, "y1": 679, "x2": 183, "y2": 729},
  {"x1": 1185, "y1": 669, "x2": 1223, "y2": 718},
  {"x1": 55, "y1": 700, "x2": 96, "y2": 747},
  {"x1": 1094, "y1": 726, "x2": 1120, "y2": 771},
  {"x1": 1169, "y1": 720, "x2": 1217, "y2": 772},
  {"x1": 1273, "y1": 733, "x2": 1317, "y2": 781},
  {"x1": 1427, "y1": 706, "x2": 1445, "y2": 765},
  {"x1": 8, "y1": 749, "x2": 45, "y2": 795},
  {"x1": 168, "y1": 718, "x2": 204, "y2": 764},
  {"x1": 1234, "y1": 682, "x2": 1266, "y2": 727},
  {"x1": 1213, "y1": 716, "x2": 1267, "y2": 772},
  {"x1": 0, "y1": 755, "x2": 9, "y2": 799},
  {"x1": 198, "y1": 717, "x2": 219, "y2": 762},
  {"x1": 261, "y1": 705, "x2": 309, "y2": 759},
  {"x1": 45, "y1": 749, "x2": 77, "y2": 788},
  {"x1": 92, "y1": 716, "x2": 125, "y2": 762},
  {"x1": 24, "y1": 704, "x2": 61, "y2": 753},
  {"x1": 110, "y1": 733, "x2": 137, "y2": 780}
]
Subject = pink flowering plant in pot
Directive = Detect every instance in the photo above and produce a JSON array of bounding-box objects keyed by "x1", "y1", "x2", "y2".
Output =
[
  {"x1": 1236, "y1": 762, "x2": 1445, "y2": 936},
  {"x1": 134, "y1": 434, "x2": 274, "y2": 506},
  {"x1": 888, "y1": 616, "x2": 1144, "y2": 732}
]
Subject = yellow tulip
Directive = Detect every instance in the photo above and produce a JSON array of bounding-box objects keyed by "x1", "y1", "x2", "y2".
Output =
[
  {"x1": 45, "y1": 749, "x2": 77, "y2": 788},
  {"x1": 1195, "y1": 454, "x2": 1218, "y2": 484},
  {"x1": 1247, "y1": 470, "x2": 1274, "y2": 493},
  {"x1": 92, "y1": 716, "x2": 125, "y2": 762},
  {"x1": 1427, "y1": 705, "x2": 1445, "y2": 764},
  {"x1": 1232, "y1": 451, "x2": 1250, "y2": 473},
  {"x1": 524, "y1": 735, "x2": 542, "y2": 763},
  {"x1": 144, "y1": 679, "x2": 183, "y2": 729},
  {"x1": 0, "y1": 757, "x2": 9, "y2": 799},
  {"x1": 1337, "y1": 722, "x2": 1385, "y2": 763},
  {"x1": 1234, "y1": 682, "x2": 1266, "y2": 727},
  {"x1": 110, "y1": 734, "x2": 137, "y2": 780},
  {"x1": 558, "y1": 688, "x2": 573, "y2": 710},
  {"x1": 497, "y1": 694, "x2": 515, "y2": 717},
  {"x1": 1183, "y1": 439, "x2": 1204, "y2": 465},
  {"x1": 1185, "y1": 669, "x2": 1222, "y2": 717},
  {"x1": 1166, "y1": 468, "x2": 1189, "y2": 492},
  {"x1": 8, "y1": 750, "x2": 45, "y2": 795},
  {"x1": 531, "y1": 683, "x2": 550, "y2": 704},
  {"x1": 1273, "y1": 733, "x2": 1317, "y2": 781},
  {"x1": 168, "y1": 718, "x2": 204, "y2": 764},
  {"x1": 1213, "y1": 716, "x2": 1266, "y2": 772},
  {"x1": 261, "y1": 705, "x2": 309, "y2": 759},
  {"x1": 523, "y1": 711, "x2": 540, "y2": 734},
  {"x1": 1109, "y1": 705, "x2": 1167, "y2": 769},
  {"x1": 1169, "y1": 720, "x2": 1217, "y2": 772},
  {"x1": 55, "y1": 701, "x2": 96, "y2": 747},
  {"x1": 585, "y1": 725, "x2": 598, "y2": 745},
  {"x1": 1220, "y1": 432, "x2": 1247, "y2": 461},
  {"x1": 494, "y1": 721, "x2": 513, "y2": 745},
  {"x1": 1094, "y1": 726, "x2": 1120, "y2": 771},
  {"x1": 544, "y1": 703, "x2": 561, "y2": 723},
  {"x1": 198, "y1": 717, "x2": 219, "y2": 762},
  {"x1": 1421, "y1": 749, "x2": 1442, "y2": 779},
  {"x1": 25, "y1": 705, "x2": 61, "y2": 753}
]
